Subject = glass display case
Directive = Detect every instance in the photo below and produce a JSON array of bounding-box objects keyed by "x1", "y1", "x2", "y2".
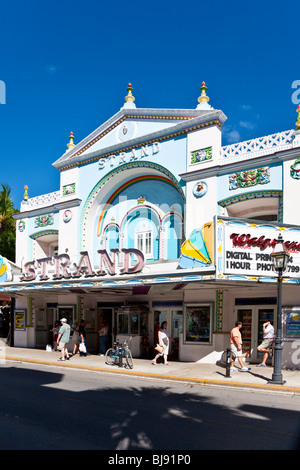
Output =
[{"x1": 116, "y1": 305, "x2": 149, "y2": 357}]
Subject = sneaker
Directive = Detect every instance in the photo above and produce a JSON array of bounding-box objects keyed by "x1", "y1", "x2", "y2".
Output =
[
  {"x1": 152, "y1": 360, "x2": 157, "y2": 365},
  {"x1": 257, "y1": 363, "x2": 266, "y2": 367},
  {"x1": 230, "y1": 366, "x2": 238, "y2": 371},
  {"x1": 240, "y1": 367, "x2": 251, "y2": 372}
]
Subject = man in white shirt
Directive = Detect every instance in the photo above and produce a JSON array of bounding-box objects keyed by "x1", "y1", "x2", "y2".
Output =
[
  {"x1": 257, "y1": 321, "x2": 275, "y2": 367},
  {"x1": 57, "y1": 318, "x2": 71, "y2": 361}
]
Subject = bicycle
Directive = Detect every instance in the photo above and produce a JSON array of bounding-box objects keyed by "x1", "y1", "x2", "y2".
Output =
[{"x1": 105, "y1": 337, "x2": 133, "y2": 369}]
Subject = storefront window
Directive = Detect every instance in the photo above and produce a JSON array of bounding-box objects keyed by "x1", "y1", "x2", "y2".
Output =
[
  {"x1": 117, "y1": 310, "x2": 149, "y2": 336},
  {"x1": 118, "y1": 313, "x2": 129, "y2": 334},
  {"x1": 85, "y1": 308, "x2": 96, "y2": 331},
  {"x1": 185, "y1": 304, "x2": 212, "y2": 344},
  {"x1": 117, "y1": 306, "x2": 149, "y2": 336},
  {"x1": 35, "y1": 309, "x2": 46, "y2": 329},
  {"x1": 140, "y1": 313, "x2": 148, "y2": 336},
  {"x1": 130, "y1": 314, "x2": 139, "y2": 335},
  {"x1": 58, "y1": 306, "x2": 74, "y2": 326}
]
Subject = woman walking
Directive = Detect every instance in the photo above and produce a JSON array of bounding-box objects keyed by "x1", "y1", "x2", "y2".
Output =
[{"x1": 152, "y1": 321, "x2": 171, "y2": 365}]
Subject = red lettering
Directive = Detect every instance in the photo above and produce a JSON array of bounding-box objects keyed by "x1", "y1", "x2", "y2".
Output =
[
  {"x1": 285, "y1": 240, "x2": 300, "y2": 251},
  {"x1": 230, "y1": 232, "x2": 289, "y2": 251}
]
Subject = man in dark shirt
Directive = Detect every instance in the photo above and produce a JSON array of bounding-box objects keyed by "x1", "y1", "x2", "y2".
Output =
[{"x1": 79, "y1": 320, "x2": 87, "y2": 356}]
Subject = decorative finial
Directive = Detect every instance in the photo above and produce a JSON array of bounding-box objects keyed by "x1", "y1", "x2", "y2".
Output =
[
  {"x1": 296, "y1": 105, "x2": 300, "y2": 130},
  {"x1": 67, "y1": 131, "x2": 75, "y2": 149},
  {"x1": 198, "y1": 82, "x2": 209, "y2": 105},
  {"x1": 23, "y1": 185, "x2": 29, "y2": 201},
  {"x1": 196, "y1": 81, "x2": 213, "y2": 110},
  {"x1": 122, "y1": 83, "x2": 136, "y2": 109},
  {"x1": 125, "y1": 83, "x2": 135, "y2": 103}
]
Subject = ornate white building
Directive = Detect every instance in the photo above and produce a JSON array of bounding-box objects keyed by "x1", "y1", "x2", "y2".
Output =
[{"x1": 2, "y1": 83, "x2": 300, "y2": 367}]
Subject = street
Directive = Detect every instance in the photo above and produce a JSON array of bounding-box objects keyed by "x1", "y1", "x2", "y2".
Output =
[{"x1": 0, "y1": 361, "x2": 299, "y2": 451}]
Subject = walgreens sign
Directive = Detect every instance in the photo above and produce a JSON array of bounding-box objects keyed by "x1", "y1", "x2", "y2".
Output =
[{"x1": 222, "y1": 223, "x2": 300, "y2": 277}]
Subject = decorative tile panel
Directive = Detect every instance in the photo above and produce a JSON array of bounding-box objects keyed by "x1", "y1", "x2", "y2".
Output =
[
  {"x1": 190, "y1": 146, "x2": 212, "y2": 164},
  {"x1": 229, "y1": 167, "x2": 270, "y2": 190},
  {"x1": 290, "y1": 158, "x2": 300, "y2": 179},
  {"x1": 18, "y1": 220, "x2": 25, "y2": 232},
  {"x1": 62, "y1": 183, "x2": 76, "y2": 196},
  {"x1": 34, "y1": 213, "x2": 54, "y2": 228}
]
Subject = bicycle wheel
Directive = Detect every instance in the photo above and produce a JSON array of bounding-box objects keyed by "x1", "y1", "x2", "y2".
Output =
[
  {"x1": 125, "y1": 349, "x2": 133, "y2": 369},
  {"x1": 105, "y1": 348, "x2": 117, "y2": 365}
]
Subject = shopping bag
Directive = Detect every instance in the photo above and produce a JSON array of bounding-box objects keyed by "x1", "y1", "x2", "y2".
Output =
[{"x1": 155, "y1": 344, "x2": 164, "y2": 353}]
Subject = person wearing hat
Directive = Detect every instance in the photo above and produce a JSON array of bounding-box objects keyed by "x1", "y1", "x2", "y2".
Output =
[{"x1": 57, "y1": 318, "x2": 71, "y2": 361}]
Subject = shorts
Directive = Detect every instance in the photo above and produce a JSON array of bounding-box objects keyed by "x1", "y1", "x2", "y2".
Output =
[
  {"x1": 230, "y1": 343, "x2": 243, "y2": 357},
  {"x1": 258, "y1": 338, "x2": 273, "y2": 350},
  {"x1": 58, "y1": 341, "x2": 68, "y2": 350}
]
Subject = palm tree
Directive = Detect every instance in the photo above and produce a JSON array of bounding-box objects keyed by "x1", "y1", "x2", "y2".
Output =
[
  {"x1": 0, "y1": 184, "x2": 15, "y2": 234},
  {"x1": 0, "y1": 184, "x2": 17, "y2": 260}
]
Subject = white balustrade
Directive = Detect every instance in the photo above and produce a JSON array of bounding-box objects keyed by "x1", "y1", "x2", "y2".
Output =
[
  {"x1": 21, "y1": 190, "x2": 60, "y2": 210},
  {"x1": 220, "y1": 129, "x2": 294, "y2": 164}
]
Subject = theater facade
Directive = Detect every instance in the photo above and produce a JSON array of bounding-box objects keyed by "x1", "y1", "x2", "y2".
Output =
[{"x1": 3, "y1": 84, "x2": 300, "y2": 368}]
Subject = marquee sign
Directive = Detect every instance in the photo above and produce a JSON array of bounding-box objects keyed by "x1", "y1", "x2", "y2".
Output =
[
  {"x1": 218, "y1": 219, "x2": 300, "y2": 278},
  {"x1": 20, "y1": 248, "x2": 145, "y2": 282}
]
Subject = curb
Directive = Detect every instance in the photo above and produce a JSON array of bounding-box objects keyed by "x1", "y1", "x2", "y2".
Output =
[{"x1": 5, "y1": 355, "x2": 300, "y2": 394}]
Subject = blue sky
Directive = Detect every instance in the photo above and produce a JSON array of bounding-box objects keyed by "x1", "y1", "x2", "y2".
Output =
[{"x1": 0, "y1": 0, "x2": 299, "y2": 208}]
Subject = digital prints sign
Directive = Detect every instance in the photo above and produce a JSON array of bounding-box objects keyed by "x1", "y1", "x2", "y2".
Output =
[{"x1": 216, "y1": 218, "x2": 300, "y2": 279}]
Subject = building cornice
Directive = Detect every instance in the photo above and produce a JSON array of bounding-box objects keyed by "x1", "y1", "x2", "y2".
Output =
[
  {"x1": 53, "y1": 109, "x2": 227, "y2": 171},
  {"x1": 179, "y1": 146, "x2": 300, "y2": 182}
]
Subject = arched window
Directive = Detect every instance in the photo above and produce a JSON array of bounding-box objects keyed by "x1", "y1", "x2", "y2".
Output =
[
  {"x1": 30, "y1": 230, "x2": 59, "y2": 259},
  {"x1": 121, "y1": 206, "x2": 160, "y2": 261},
  {"x1": 135, "y1": 222, "x2": 153, "y2": 260},
  {"x1": 219, "y1": 191, "x2": 282, "y2": 223},
  {"x1": 162, "y1": 212, "x2": 183, "y2": 260},
  {"x1": 103, "y1": 224, "x2": 119, "y2": 252}
]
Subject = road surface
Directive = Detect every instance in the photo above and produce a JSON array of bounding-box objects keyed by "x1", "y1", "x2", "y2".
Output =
[{"x1": 0, "y1": 361, "x2": 299, "y2": 451}]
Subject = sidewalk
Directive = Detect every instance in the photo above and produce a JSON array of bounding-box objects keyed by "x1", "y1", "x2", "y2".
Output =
[{"x1": 1, "y1": 345, "x2": 300, "y2": 394}]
